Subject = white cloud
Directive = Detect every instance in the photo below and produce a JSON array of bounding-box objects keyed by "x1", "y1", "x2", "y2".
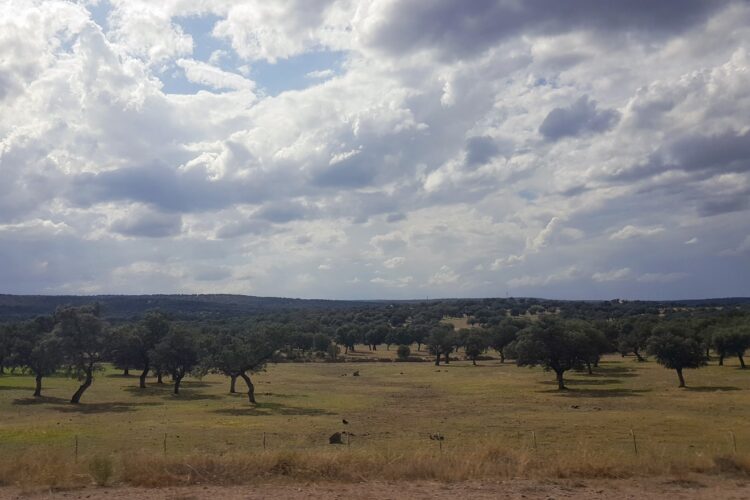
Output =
[
  {"x1": 176, "y1": 59, "x2": 256, "y2": 92},
  {"x1": 383, "y1": 256, "x2": 405, "y2": 269},
  {"x1": 592, "y1": 267, "x2": 631, "y2": 282},
  {"x1": 609, "y1": 225, "x2": 665, "y2": 240},
  {"x1": 428, "y1": 265, "x2": 460, "y2": 286},
  {"x1": 636, "y1": 272, "x2": 688, "y2": 283}
]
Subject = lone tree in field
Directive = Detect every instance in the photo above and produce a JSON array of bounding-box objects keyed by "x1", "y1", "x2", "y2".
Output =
[
  {"x1": 513, "y1": 317, "x2": 589, "y2": 390},
  {"x1": 427, "y1": 324, "x2": 456, "y2": 366},
  {"x1": 712, "y1": 327, "x2": 750, "y2": 368},
  {"x1": 55, "y1": 305, "x2": 109, "y2": 404},
  {"x1": 11, "y1": 317, "x2": 62, "y2": 397},
  {"x1": 204, "y1": 329, "x2": 277, "y2": 404},
  {"x1": 464, "y1": 331, "x2": 488, "y2": 365},
  {"x1": 121, "y1": 311, "x2": 170, "y2": 388},
  {"x1": 489, "y1": 320, "x2": 520, "y2": 363},
  {"x1": 150, "y1": 328, "x2": 201, "y2": 395},
  {"x1": 647, "y1": 324, "x2": 707, "y2": 387},
  {"x1": 617, "y1": 316, "x2": 655, "y2": 361}
]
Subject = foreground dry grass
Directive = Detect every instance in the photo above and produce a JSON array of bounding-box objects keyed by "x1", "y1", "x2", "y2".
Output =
[{"x1": 0, "y1": 348, "x2": 748, "y2": 491}]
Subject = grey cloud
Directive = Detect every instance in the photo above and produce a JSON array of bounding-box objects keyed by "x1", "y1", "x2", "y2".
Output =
[
  {"x1": 363, "y1": 0, "x2": 729, "y2": 60},
  {"x1": 539, "y1": 96, "x2": 620, "y2": 141},
  {"x1": 698, "y1": 192, "x2": 750, "y2": 217},
  {"x1": 465, "y1": 136, "x2": 501, "y2": 168},
  {"x1": 670, "y1": 129, "x2": 750, "y2": 174},
  {"x1": 110, "y1": 209, "x2": 183, "y2": 238},
  {"x1": 256, "y1": 200, "x2": 316, "y2": 223},
  {"x1": 68, "y1": 163, "x2": 267, "y2": 212},
  {"x1": 215, "y1": 219, "x2": 272, "y2": 239}
]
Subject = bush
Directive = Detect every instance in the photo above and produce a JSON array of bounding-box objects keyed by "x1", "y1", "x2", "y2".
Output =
[
  {"x1": 397, "y1": 345, "x2": 411, "y2": 360},
  {"x1": 88, "y1": 455, "x2": 114, "y2": 486}
]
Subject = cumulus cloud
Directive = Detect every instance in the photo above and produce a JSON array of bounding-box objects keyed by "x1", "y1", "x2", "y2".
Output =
[
  {"x1": 110, "y1": 208, "x2": 183, "y2": 238},
  {"x1": 0, "y1": 0, "x2": 748, "y2": 298},
  {"x1": 539, "y1": 95, "x2": 620, "y2": 141}
]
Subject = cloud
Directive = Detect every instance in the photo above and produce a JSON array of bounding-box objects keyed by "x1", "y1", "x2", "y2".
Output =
[
  {"x1": 592, "y1": 267, "x2": 631, "y2": 282},
  {"x1": 539, "y1": 95, "x2": 620, "y2": 141},
  {"x1": 508, "y1": 266, "x2": 579, "y2": 288},
  {"x1": 176, "y1": 59, "x2": 256, "y2": 91},
  {"x1": 609, "y1": 225, "x2": 665, "y2": 240},
  {"x1": 110, "y1": 208, "x2": 183, "y2": 238},
  {"x1": 636, "y1": 272, "x2": 688, "y2": 283},
  {"x1": 719, "y1": 235, "x2": 750, "y2": 256},
  {"x1": 383, "y1": 256, "x2": 405, "y2": 269},
  {"x1": 428, "y1": 265, "x2": 460, "y2": 285},
  {"x1": 0, "y1": 0, "x2": 748, "y2": 299}
]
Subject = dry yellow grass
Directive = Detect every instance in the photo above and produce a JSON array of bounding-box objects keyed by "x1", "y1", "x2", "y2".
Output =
[{"x1": 1, "y1": 348, "x2": 749, "y2": 488}]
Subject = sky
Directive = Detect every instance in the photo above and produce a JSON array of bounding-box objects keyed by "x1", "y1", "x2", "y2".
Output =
[{"x1": 1, "y1": 0, "x2": 749, "y2": 300}]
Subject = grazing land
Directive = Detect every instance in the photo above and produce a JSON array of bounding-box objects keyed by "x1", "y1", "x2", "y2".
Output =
[{"x1": 1, "y1": 348, "x2": 749, "y2": 494}]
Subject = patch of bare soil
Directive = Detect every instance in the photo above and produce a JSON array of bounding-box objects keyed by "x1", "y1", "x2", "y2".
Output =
[{"x1": 3, "y1": 477, "x2": 750, "y2": 500}]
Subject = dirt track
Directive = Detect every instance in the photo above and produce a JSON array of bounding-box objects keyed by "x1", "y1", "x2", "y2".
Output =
[{"x1": 3, "y1": 478, "x2": 750, "y2": 499}]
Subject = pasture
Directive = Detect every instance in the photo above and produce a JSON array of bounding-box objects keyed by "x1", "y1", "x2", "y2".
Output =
[{"x1": 0, "y1": 348, "x2": 748, "y2": 488}]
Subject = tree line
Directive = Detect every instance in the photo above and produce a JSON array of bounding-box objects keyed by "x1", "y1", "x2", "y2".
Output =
[{"x1": 0, "y1": 303, "x2": 748, "y2": 404}]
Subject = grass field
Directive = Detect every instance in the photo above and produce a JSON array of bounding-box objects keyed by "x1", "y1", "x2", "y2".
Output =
[{"x1": 0, "y1": 347, "x2": 748, "y2": 488}]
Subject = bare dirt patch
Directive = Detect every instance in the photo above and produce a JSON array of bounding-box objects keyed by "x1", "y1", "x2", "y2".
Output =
[{"x1": 3, "y1": 478, "x2": 750, "y2": 500}]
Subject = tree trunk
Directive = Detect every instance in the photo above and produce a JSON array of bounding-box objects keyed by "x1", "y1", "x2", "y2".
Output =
[
  {"x1": 634, "y1": 349, "x2": 645, "y2": 362},
  {"x1": 676, "y1": 368, "x2": 686, "y2": 388},
  {"x1": 739, "y1": 354, "x2": 746, "y2": 369},
  {"x1": 123, "y1": 368, "x2": 129, "y2": 376},
  {"x1": 444, "y1": 352, "x2": 450, "y2": 364},
  {"x1": 586, "y1": 362, "x2": 593, "y2": 375},
  {"x1": 555, "y1": 369, "x2": 566, "y2": 390},
  {"x1": 156, "y1": 371, "x2": 163, "y2": 384},
  {"x1": 239, "y1": 372, "x2": 256, "y2": 404},
  {"x1": 417, "y1": 343, "x2": 422, "y2": 351},
  {"x1": 71, "y1": 366, "x2": 93, "y2": 404},
  {"x1": 472, "y1": 358, "x2": 476, "y2": 366},
  {"x1": 229, "y1": 374, "x2": 237, "y2": 393},
  {"x1": 372, "y1": 344, "x2": 377, "y2": 351},
  {"x1": 33, "y1": 373, "x2": 43, "y2": 397},
  {"x1": 499, "y1": 350, "x2": 505, "y2": 363},
  {"x1": 719, "y1": 354, "x2": 724, "y2": 366},
  {"x1": 139, "y1": 362, "x2": 149, "y2": 389},
  {"x1": 173, "y1": 374, "x2": 182, "y2": 395},
  {"x1": 434, "y1": 353, "x2": 440, "y2": 366}
]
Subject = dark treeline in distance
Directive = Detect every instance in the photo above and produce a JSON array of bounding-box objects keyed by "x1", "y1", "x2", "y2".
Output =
[{"x1": 0, "y1": 296, "x2": 748, "y2": 404}]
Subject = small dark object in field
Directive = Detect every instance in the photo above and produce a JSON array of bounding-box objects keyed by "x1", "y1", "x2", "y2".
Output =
[
  {"x1": 342, "y1": 419, "x2": 349, "y2": 425},
  {"x1": 329, "y1": 432, "x2": 344, "y2": 444},
  {"x1": 429, "y1": 433, "x2": 445, "y2": 441},
  {"x1": 352, "y1": 370, "x2": 360, "y2": 376},
  {"x1": 593, "y1": 407, "x2": 602, "y2": 411},
  {"x1": 571, "y1": 405, "x2": 580, "y2": 409}
]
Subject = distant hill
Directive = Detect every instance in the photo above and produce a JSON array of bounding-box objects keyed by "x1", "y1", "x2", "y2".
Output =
[
  {"x1": 0, "y1": 294, "x2": 748, "y2": 322},
  {"x1": 0, "y1": 294, "x2": 378, "y2": 321}
]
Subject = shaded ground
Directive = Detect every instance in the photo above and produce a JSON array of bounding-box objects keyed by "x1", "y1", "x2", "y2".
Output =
[{"x1": 3, "y1": 478, "x2": 750, "y2": 499}]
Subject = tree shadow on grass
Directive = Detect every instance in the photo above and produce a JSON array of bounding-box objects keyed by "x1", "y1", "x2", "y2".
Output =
[
  {"x1": 540, "y1": 387, "x2": 651, "y2": 398},
  {"x1": 13, "y1": 395, "x2": 69, "y2": 405},
  {"x1": 584, "y1": 364, "x2": 640, "y2": 378},
  {"x1": 213, "y1": 401, "x2": 334, "y2": 417},
  {"x1": 541, "y1": 378, "x2": 622, "y2": 386},
  {"x1": 122, "y1": 384, "x2": 223, "y2": 401},
  {"x1": 684, "y1": 386, "x2": 740, "y2": 392},
  {"x1": 49, "y1": 401, "x2": 162, "y2": 414}
]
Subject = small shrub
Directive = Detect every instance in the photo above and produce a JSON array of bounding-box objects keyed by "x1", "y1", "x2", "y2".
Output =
[
  {"x1": 88, "y1": 456, "x2": 114, "y2": 487},
  {"x1": 397, "y1": 345, "x2": 411, "y2": 360}
]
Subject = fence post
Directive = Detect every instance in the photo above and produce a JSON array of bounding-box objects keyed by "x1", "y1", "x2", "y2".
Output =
[
  {"x1": 263, "y1": 432, "x2": 266, "y2": 450},
  {"x1": 531, "y1": 431, "x2": 537, "y2": 450},
  {"x1": 163, "y1": 433, "x2": 167, "y2": 456},
  {"x1": 730, "y1": 431, "x2": 737, "y2": 453},
  {"x1": 74, "y1": 435, "x2": 79, "y2": 463},
  {"x1": 630, "y1": 429, "x2": 638, "y2": 456}
]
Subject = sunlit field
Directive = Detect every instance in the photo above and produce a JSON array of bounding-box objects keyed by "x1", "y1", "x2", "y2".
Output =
[{"x1": 0, "y1": 347, "x2": 748, "y2": 488}]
